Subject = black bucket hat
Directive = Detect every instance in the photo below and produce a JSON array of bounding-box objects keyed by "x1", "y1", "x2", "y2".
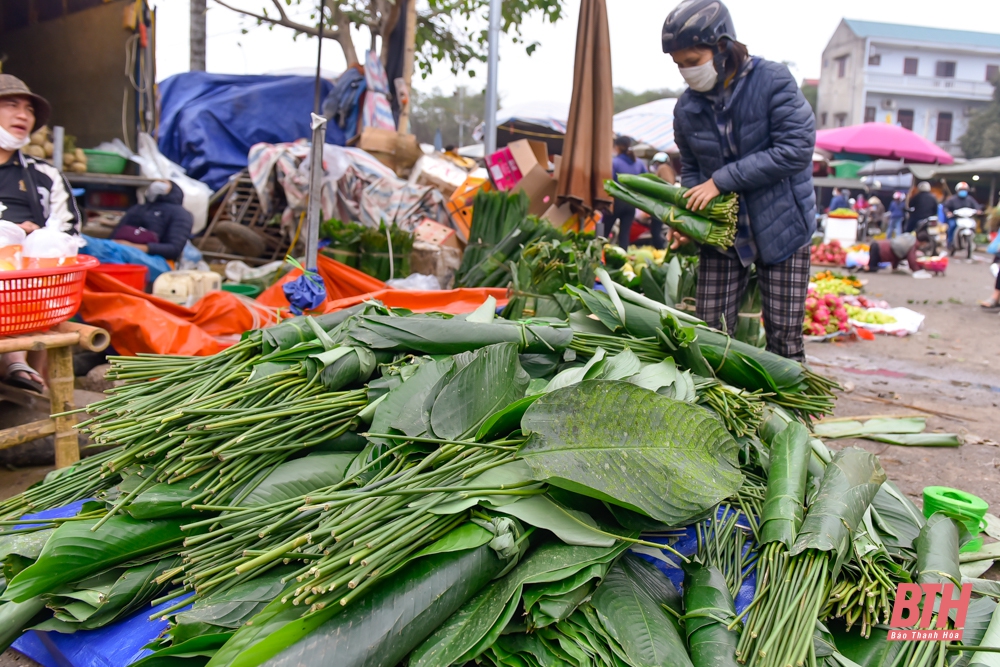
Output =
[{"x1": 0, "y1": 74, "x2": 52, "y2": 132}]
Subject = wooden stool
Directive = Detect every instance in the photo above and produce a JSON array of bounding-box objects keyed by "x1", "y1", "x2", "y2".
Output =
[{"x1": 0, "y1": 322, "x2": 110, "y2": 468}]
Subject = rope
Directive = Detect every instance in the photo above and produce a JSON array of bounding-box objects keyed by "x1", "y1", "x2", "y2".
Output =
[{"x1": 384, "y1": 225, "x2": 394, "y2": 282}]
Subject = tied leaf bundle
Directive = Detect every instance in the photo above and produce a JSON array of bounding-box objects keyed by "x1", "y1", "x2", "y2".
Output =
[
  {"x1": 604, "y1": 179, "x2": 736, "y2": 249},
  {"x1": 502, "y1": 235, "x2": 603, "y2": 320},
  {"x1": 620, "y1": 173, "x2": 739, "y2": 225},
  {"x1": 359, "y1": 222, "x2": 413, "y2": 281},
  {"x1": 456, "y1": 190, "x2": 532, "y2": 285},
  {"x1": 457, "y1": 216, "x2": 564, "y2": 288},
  {"x1": 319, "y1": 218, "x2": 364, "y2": 268}
]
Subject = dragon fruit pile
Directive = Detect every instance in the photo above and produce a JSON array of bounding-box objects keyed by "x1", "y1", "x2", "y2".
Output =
[
  {"x1": 803, "y1": 292, "x2": 851, "y2": 336},
  {"x1": 810, "y1": 240, "x2": 848, "y2": 266}
]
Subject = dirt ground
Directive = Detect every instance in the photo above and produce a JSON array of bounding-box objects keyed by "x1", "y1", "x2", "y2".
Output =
[{"x1": 1, "y1": 255, "x2": 999, "y2": 665}]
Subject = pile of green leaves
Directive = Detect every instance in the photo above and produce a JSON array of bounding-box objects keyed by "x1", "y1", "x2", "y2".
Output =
[
  {"x1": 621, "y1": 173, "x2": 739, "y2": 225},
  {"x1": 456, "y1": 216, "x2": 565, "y2": 288},
  {"x1": 359, "y1": 221, "x2": 413, "y2": 281},
  {"x1": 502, "y1": 234, "x2": 603, "y2": 320},
  {"x1": 319, "y1": 218, "x2": 364, "y2": 268}
]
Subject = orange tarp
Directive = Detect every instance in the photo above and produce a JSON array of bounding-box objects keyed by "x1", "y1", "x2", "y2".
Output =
[
  {"x1": 323, "y1": 288, "x2": 509, "y2": 315},
  {"x1": 256, "y1": 254, "x2": 386, "y2": 311}
]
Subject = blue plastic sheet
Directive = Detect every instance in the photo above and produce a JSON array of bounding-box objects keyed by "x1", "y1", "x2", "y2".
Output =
[
  {"x1": 633, "y1": 505, "x2": 758, "y2": 616},
  {"x1": 157, "y1": 72, "x2": 341, "y2": 191}
]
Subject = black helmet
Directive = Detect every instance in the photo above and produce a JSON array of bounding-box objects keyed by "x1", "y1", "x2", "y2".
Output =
[{"x1": 662, "y1": 0, "x2": 736, "y2": 53}]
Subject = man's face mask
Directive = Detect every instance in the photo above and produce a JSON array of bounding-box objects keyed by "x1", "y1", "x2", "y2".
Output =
[{"x1": 958, "y1": 190, "x2": 969, "y2": 197}]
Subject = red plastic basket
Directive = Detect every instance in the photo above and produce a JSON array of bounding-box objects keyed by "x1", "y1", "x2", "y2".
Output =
[
  {"x1": 90, "y1": 263, "x2": 148, "y2": 291},
  {"x1": 0, "y1": 255, "x2": 99, "y2": 336}
]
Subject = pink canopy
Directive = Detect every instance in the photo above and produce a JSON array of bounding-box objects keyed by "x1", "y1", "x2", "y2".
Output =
[{"x1": 815, "y1": 123, "x2": 954, "y2": 165}]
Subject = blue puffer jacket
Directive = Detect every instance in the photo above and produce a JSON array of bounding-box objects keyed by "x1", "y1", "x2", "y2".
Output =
[{"x1": 673, "y1": 57, "x2": 816, "y2": 265}]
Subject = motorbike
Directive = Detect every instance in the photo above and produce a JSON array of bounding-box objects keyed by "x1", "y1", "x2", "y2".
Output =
[
  {"x1": 950, "y1": 207, "x2": 979, "y2": 259},
  {"x1": 913, "y1": 216, "x2": 941, "y2": 256}
]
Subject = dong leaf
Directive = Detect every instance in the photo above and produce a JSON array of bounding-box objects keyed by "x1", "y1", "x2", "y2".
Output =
[
  {"x1": 759, "y1": 423, "x2": 811, "y2": 548},
  {"x1": 3, "y1": 516, "x2": 191, "y2": 603},
  {"x1": 790, "y1": 448, "x2": 886, "y2": 575},
  {"x1": 238, "y1": 453, "x2": 355, "y2": 507},
  {"x1": 476, "y1": 394, "x2": 541, "y2": 441},
  {"x1": 519, "y1": 381, "x2": 742, "y2": 525},
  {"x1": 492, "y1": 494, "x2": 615, "y2": 547},
  {"x1": 968, "y1": 599, "x2": 1000, "y2": 667},
  {"x1": 681, "y1": 562, "x2": 739, "y2": 667},
  {"x1": 0, "y1": 597, "x2": 46, "y2": 652},
  {"x1": 591, "y1": 554, "x2": 692, "y2": 667},
  {"x1": 916, "y1": 512, "x2": 961, "y2": 586},
  {"x1": 132, "y1": 633, "x2": 241, "y2": 667},
  {"x1": 128, "y1": 483, "x2": 202, "y2": 520},
  {"x1": 870, "y1": 481, "x2": 924, "y2": 558},
  {"x1": 431, "y1": 343, "x2": 529, "y2": 440}
]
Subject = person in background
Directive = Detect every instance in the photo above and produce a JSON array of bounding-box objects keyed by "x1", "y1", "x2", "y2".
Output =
[
  {"x1": 887, "y1": 191, "x2": 906, "y2": 238},
  {"x1": 828, "y1": 188, "x2": 848, "y2": 212},
  {"x1": 867, "y1": 195, "x2": 885, "y2": 232},
  {"x1": 866, "y1": 234, "x2": 929, "y2": 277},
  {"x1": 0, "y1": 75, "x2": 81, "y2": 394},
  {"x1": 650, "y1": 152, "x2": 677, "y2": 184},
  {"x1": 80, "y1": 180, "x2": 193, "y2": 283},
  {"x1": 610, "y1": 135, "x2": 647, "y2": 249},
  {"x1": 943, "y1": 181, "x2": 982, "y2": 250},
  {"x1": 664, "y1": 0, "x2": 816, "y2": 361},
  {"x1": 906, "y1": 181, "x2": 939, "y2": 233}
]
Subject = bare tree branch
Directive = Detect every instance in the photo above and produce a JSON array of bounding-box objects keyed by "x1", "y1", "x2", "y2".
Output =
[{"x1": 212, "y1": 0, "x2": 339, "y2": 40}]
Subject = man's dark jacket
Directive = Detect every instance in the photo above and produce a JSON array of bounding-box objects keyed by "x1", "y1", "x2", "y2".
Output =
[{"x1": 113, "y1": 182, "x2": 192, "y2": 260}]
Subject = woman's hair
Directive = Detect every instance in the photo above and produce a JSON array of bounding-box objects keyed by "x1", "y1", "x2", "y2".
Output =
[
  {"x1": 614, "y1": 135, "x2": 635, "y2": 162},
  {"x1": 715, "y1": 38, "x2": 749, "y2": 86}
]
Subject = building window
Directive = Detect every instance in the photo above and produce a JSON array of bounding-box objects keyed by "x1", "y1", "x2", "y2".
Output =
[
  {"x1": 836, "y1": 56, "x2": 848, "y2": 78},
  {"x1": 936, "y1": 112, "x2": 953, "y2": 142},
  {"x1": 935, "y1": 61, "x2": 956, "y2": 78},
  {"x1": 868, "y1": 53, "x2": 881, "y2": 66},
  {"x1": 904, "y1": 58, "x2": 919, "y2": 75},
  {"x1": 820, "y1": 112, "x2": 828, "y2": 127},
  {"x1": 988, "y1": 64, "x2": 1000, "y2": 82},
  {"x1": 898, "y1": 109, "x2": 915, "y2": 131},
  {"x1": 864, "y1": 106, "x2": 876, "y2": 123},
  {"x1": 834, "y1": 113, "x2": 848, "y2": 127}
]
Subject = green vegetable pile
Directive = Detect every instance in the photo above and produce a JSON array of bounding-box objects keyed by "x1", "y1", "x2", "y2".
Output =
[
  {"x1": 0, "y1": 285, "x2": 998, "y2": 667},
  {"x1": 358, "y1": 221, "x2": 413, "y2": 281},
  {"x1": 319, "y1": 218, "x2": 364, "y2": 268},
  {"x1": 502, "y1": 234, "x2": 604, "y2": 320}
]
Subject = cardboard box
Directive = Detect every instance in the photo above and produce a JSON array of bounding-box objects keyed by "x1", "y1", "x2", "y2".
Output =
[
  {"x1": 485, "y1": 139, "x2": 557, "y2": 217},
  {"x1": 446, "y1": 176, "x2": 492, "y2": 242},
  {"x1": 414, "y1": 218, "x2": 461, "y2": 249},
  {"x1": 358, "y1": 128, "x2": 422, "y2": 175},
  {"x1": 410, "y1": 155, "x2": 469, "y2": 196}
]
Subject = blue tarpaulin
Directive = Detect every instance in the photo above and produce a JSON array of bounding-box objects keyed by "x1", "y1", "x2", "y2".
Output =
[{"x1": 157, "y1": 72, "x2": 341, "y2": 191}]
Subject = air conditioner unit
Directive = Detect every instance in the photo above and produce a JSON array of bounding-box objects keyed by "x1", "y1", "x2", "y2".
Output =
[{"x1": 881, "y1": 98, "x2": 897, "y2": 110}]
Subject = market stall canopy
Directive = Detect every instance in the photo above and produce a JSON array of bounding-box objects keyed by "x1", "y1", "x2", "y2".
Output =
[
  {"x1": 158, "y1": 72, "x2": 339, "y2": 191},
  {"x1": 815, "y1": 123, "x2": 955, "y2": 165},
  {"x1": 556, "y1": 0, "x2": 613, "y2": 211},
  {"x1": 813, "y1": 177, "x2": 870, "y2": 193},
  {"x1": 856, "y1": 159, "x2": 910, "y2": 176},
  {"x1": 928, "y1": 156, "x2": 1000, "y2": 179},
  {"x1": 612, "y1": 98, "x2": 678, "y2": 154},
  {"x1": 476, "y1": 101, "x2": 569, "y2": 155}
]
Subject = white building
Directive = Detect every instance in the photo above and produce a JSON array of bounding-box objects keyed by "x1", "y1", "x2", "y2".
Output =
[{"x1": 816, "y1": 19, "x2": 1000, "y2": 157}]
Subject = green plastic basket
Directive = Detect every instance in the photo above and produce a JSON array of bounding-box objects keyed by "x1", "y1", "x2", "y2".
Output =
[
  {"x1": 83, "y1": 149, "x2": 128, "y2": 175},
  {"x1": 923, "y1": 486, "x2": 989, "y2": 553},
  {"x1": 221, "y1": 283, "x2": 262, "y2": 298}
]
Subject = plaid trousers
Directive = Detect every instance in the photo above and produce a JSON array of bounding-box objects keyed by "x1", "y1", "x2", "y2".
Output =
[{"x1": 696, "y1": 245, "x2": 811, "y2": 361}]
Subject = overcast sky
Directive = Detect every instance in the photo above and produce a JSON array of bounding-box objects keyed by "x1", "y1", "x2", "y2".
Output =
[{"x1": 155, "y1": 0, "x2": 1000, "y2": 109}]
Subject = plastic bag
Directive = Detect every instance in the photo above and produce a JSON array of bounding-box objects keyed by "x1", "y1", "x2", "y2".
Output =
[
  {"x1": 0, "y1": 220, "x2": 26, "y2": 269},
  {"x1": 22, "y1": 217, "x2": 86, "y2": 266},
  {"x1": 987, "y1": 234, "x2": 1000, "y2": 256},
  {"x1": 386, "y1": 273, "x2": 442, "y2": 290},
  {"x1": 131, "y1": 133, "x2": 212, "y2": 235}
]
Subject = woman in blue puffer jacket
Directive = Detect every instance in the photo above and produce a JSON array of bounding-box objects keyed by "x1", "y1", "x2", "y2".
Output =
[{"x1": 663, "y1": 0, "x2": 816, "y2": 360}]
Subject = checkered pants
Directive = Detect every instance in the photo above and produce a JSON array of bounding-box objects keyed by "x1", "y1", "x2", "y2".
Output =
[{"x1": 696, "y1": 245, "x2": 811, "y2": 361}]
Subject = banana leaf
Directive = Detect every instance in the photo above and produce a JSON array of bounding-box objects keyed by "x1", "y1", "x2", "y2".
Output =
[
  {"x1": 3, "y1": 515, "x2": 193, "y2": 603},
  {"x1": 968, "y1": 599, "x2": 1000, "y2": 667},
  {"x1": 790, "y1": 448, "x2": 886, "y2": 576},
  {"x1": 681, "y1": 562, "x2": 740, "y2": 667},
  {"x1": 430, "y1": 343, "x2": 529, "y2": 440},
  {"x1": 916, "y1": 512, "x2": 961, "y2": 586},
  {"x1": 261, "y1": 544, "x2": 504, "y2": 667},
  {"x1": 171, "y1": 566, "x2": 297, "y2": 645},
  {"x1": 591, "y1": 554, "x2": 693, "y2": 667},
  {"x1": 620, "y1": 173, "x2": 739, "y2": 224},
  {"x1": 410, "y1": 540, "x2": 630, "y2": 667},
  {"x1": 519, "y1": 380, "x2": 743, "y2": 525},
  {"x1": 35, "y1": 556, "x2": 181, "y2": 632},
  {"x1": 349, "y1": 315, "x2": 574, "y2": 355},
  {"x1": 759, "y1": 422, "x2": 811, "y2": 547},
  {"x1": 604, "y1": 180, "x2": 734, "y2": 249},
  {"x1": 0, "y1": 597, "x2": 46, "y2": 651}
]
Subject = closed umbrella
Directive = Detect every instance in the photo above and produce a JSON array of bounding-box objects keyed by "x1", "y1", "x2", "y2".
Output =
[
  {"x1": 556, "y1": 0, "x2": 613, "y2": 212},
  {"x1": 815, "y1": 123, "x2": 954, "y2": 165}
]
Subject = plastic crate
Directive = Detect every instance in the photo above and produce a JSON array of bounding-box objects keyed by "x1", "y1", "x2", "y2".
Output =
[
  {"x1": 90, "y1": 263, "x2": 148, "y2": 291},
  {"x1": 0, "y1": 256, "x2": 98, "y2": 336}
]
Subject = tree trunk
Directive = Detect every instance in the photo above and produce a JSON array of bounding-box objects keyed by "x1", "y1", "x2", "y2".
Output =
[
  {"x1": 331, "y1": 5, "x2": 359, "y2": 67},
  {"x1": 190, "y1": 0, "x2": 207, "y2": 71}
]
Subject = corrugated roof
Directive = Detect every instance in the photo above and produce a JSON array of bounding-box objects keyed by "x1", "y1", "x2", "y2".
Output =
[{"x1": 844, "y1": 19, "x2": 1000, "y2": 50}]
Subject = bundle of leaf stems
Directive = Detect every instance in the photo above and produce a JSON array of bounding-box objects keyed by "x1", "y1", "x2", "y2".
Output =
[
  {"x1": 735, "y1": 548, "x2": 831, "y2": 667},
  {"x1": 620, "y1": 173, "x2": 739, "y2": 225},
  {"x1": 695, "y1": 503, "x2": 759, "y2": 598},
  {"x1": 824, "y1": 554, "x2": 898, "y2": 637}
]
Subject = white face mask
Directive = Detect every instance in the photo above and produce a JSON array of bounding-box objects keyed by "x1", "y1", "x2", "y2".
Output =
[
  {"x1": 679, "y1": 60, "x2": 719, "y2": 92},
  {"x1": 0, "y1": 124, "x2": 30, "y2": 152}
]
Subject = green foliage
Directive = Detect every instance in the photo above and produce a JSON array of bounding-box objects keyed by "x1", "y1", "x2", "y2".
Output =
[
  {"x1": 410, "y1": 86, "x2": 486, "y2": 147},
  {"x1": 960, "y1": 76, "x2": 1000, "y2": 159},
  {"x1": 613, "y1": 87, "x2": 680, "y2": 114}
]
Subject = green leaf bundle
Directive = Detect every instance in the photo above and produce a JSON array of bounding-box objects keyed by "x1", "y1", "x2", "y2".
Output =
[
  {"x1": 605, "y1": 179, "x2": 735, "y2": 249},
  {"x1": 681, "y1": 562, "x2": 740, "y2": 667},
  {"x1": 620, "y1": 173, "x2": 739, "y2": 225}
]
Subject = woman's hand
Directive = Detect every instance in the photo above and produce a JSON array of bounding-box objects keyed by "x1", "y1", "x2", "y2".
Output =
[
  {"x1": 684, "y1": 178, "x2": 721, "y2": 212},
  {"x1": 667, "y1": 228, "x2": 691, "y2": 250},
  {"x1": 17, "y1": 221, "x2": 39, "y2": 233}
]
